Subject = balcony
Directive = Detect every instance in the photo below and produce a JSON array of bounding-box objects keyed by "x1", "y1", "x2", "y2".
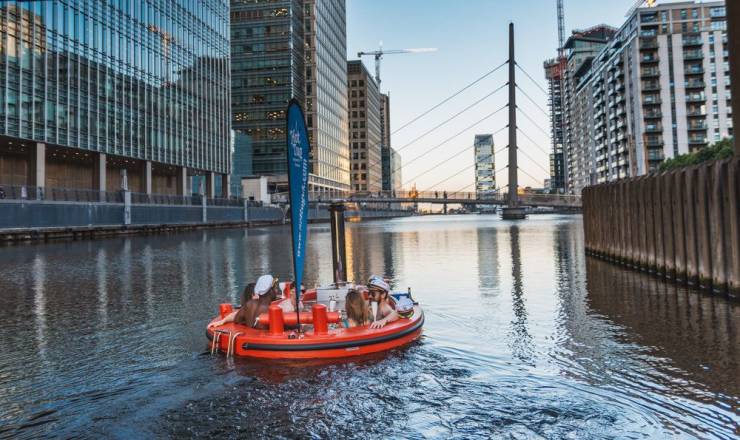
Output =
[
  {"x1": 683, "y1": 50, "x2": 703, "y2": 61},
  {"x1": 688, "y1": 136, "x2": 708, "y2": 145},
  {"x1": 641, "y1": 68, "x2": 660, "y2": 77},
  {"x1": 644, "y1": 110, "x2": 662, "y2": 119},
  {"x1": 642, "y1": 82, "x2": 660, "y2": 91},
  {"x1": 687, "y1": 121, "x2": 707, "y2": 130},
  {"x1": 645, "y1": 124, "x2": 662, "y2": 133},
  {"x1": 684, "y1": 66, "x2": 704, "y2": 75},
  {"x1": 647, "y1": 148, "x2": 665, "y2": 161},
  {"x1": 643, "y1": 95, "x2": 661, "y2": 105},
  {"x1": 686, "y1": 108, "x2": 706, "y2": 117},
  {"x1": 683, "y1": 36, "x2": 703, "y2": 46},
  {"x1": 640, "y1": 37, "x2": 658, "y2": 49},
  {"x1": 685, "y1": 93, "x2": 706, "y2": 102},
  {"x1": 646, "y1": 136, "x2": 663, "y2": 147},
  {"x1": 684, "y1": 80, "x2": 705, "y2": 89},
  {"x1": 640, "y1": 12, "x2": 658, "y2": 23},
  {"x1": 641, "y1": 54, "x2": 659, "y2": 63}
]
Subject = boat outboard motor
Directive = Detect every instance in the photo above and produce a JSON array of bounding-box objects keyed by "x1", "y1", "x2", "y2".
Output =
[{"x1": 329, "y1": 202, "x2": 347, "y2": 285}]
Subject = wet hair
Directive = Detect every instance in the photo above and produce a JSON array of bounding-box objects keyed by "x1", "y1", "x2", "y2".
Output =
[
  {"x1": 345, "y1": 289, "x2": 371, "y2": 327},
  {"x1": 235, "y1": 283, "x2": 277, "y2": 327}
]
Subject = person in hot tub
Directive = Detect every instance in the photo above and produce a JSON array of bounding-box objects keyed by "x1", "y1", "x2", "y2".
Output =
[{"x1": 367, "y1": 275, "x2": 399, "y2": 329}]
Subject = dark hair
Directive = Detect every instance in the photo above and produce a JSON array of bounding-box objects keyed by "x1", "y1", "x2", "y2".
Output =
[
  {"x1": 345, "y1": 289, "x2": 370, "y2": 327},
  {"x1": 235, "y1": 282, "x2": 278, "y2": 328}
]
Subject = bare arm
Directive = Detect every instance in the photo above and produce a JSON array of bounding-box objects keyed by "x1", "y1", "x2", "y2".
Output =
[
  {"x1": 209, "y1": 310, "x2": 238, "y2": 328},
  {"x1": 370, "y1": 304, "x2": 399, "y2": 329}
]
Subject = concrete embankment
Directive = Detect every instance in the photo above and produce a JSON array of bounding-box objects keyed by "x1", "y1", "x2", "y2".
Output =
[
  {"x1": 0, "y1": 199, "x2": 413, "y2": 243},
  {"x1": 582, "y1": 157, "x2": 739, "y2": 298}
]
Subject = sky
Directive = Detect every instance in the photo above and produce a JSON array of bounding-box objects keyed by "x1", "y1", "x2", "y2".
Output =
[{"x1": 346, "y1": 0, "x2": 648, "y2": 191}]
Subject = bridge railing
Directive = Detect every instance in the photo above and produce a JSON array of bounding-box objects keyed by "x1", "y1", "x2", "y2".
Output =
[
  {"x1": 269, "y1": 190, "x2": 581, "y2": 207},
  {"x1": 0, "y1": 183, "x2": 263, "y2": 207}
]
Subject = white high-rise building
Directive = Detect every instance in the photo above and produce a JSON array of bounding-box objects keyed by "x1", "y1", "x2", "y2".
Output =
[
  {"x1": 474, "y1": 134, "x2": 496, "y2": 198},
  {"x1": 558, "y1": 1, "x2": 731, "y2": 194}
]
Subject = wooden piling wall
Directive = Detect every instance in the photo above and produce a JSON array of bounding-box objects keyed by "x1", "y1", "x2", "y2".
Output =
[{"x1": 582, "y1": 157, "x2": 740, "y2": 298}]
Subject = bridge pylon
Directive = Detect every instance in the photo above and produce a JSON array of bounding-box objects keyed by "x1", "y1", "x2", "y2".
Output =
[{"x1": 501, "y1": 22, "x2": 527, "y2": 220}]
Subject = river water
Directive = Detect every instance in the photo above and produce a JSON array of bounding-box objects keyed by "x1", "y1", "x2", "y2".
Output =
[{"x1": 0, "y1": 215, "x2": 737, "y2": 439}]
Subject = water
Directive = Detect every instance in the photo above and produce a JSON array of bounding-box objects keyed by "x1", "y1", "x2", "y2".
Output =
[{"x1": 0, "y1": 215, "x2": 737, "y2": 439}]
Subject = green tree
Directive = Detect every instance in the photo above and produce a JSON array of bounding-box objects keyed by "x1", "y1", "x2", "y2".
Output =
[{"x1": 658, "y1": 138, "x2": 734, "y2": 172}]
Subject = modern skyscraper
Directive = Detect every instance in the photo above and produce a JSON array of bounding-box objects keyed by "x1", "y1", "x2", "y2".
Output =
[
  {"x1": 556, "y1": 1, "x2": 731, "y2": 194},
  {"x1": 231, "y1": 0, "x2": 304, "y2": 193},
  {"x1": 305, "y1": 0, "x2": 350, "y2": 192},
  {"x1": 389, "y1": 147, "x2": 402, "y2": 191},
  {"x1": 474, "y1": 134, "x2": 496, "y2": 199},
  {"x1": 347, "y1": 60, "x2": 381, "y2": 192},
  {"x1": 231, "y1": 0, "x2": 348, "y2": 193},
  {"x1": 379, "y1": 93, "x2": 396, "y2": 191},
  {"x1": 0, "y1": 1, "x2": 231, "y2": 197}
]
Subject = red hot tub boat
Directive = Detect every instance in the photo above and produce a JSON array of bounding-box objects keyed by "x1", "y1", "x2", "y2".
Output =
[{"x1": 207, "y1": 287, "x2": 423, "y2": 360}]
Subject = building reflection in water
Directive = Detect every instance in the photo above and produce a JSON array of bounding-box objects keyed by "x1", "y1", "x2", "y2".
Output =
[
  {"x1": 475, "y1": 226, "x2": 499, "y2": 295},
  {"x1": 32, "y1": 254, "x2": 47, "y2": 360},
  {"x1": 585, "y1": 256, "x2": 740, "y2": 402},
  {"x1": 507, "y1": 225, "x2": 534, "y2": 363},
  {"x1": 96, "y1": 247, "x2": 108, "y2": 329}
]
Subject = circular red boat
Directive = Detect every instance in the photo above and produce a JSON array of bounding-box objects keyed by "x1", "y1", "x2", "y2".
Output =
[{"x1": 207, "y1": 289, "x2": 424, "y2": 360}]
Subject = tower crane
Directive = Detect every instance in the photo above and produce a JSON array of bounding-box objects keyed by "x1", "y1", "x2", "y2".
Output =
[
  {"x1": 557, "y1": 0, "x2": 565, "y2": 57},
  {"x1": 357, "y1": 43, "x2": 436, "y2": 90}
]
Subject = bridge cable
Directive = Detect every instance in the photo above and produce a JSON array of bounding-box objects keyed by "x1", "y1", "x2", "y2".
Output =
[
  {"x1": 514, "y1": 62, "x2": 549, "y2": 96},
  {"x1": 516, "y1": 106, "x2": 551, "y2": 137},
  {"x1": 392, "y1": 82, "x2": 509, "y2": 155},
  {"x1": 421, "y1": 163, "x2": 479, "y2": 192},
  {"x1": 515, "y1": 84, "x2": 550, "y2": 117},
  {"x1": 518, "y1": 148, "x2": 551, "y2": 175},
  {"x1": 396, "y1": 107, "x2": 508, "y2": 180},
  {"x1": 516, "y1": 127, "x2": 551, "y2": 157},
  {"x1": 402, "y1": 124, "x2": 508, "y2": 186},
  {"x1": 517, "y1": 166, "x2": 543, "y2": 184},
  {"x1": 393, "y1": 60, "x2": 509, "y2": 134}
]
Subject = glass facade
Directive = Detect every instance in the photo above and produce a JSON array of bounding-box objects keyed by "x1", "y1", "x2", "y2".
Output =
[
  {"x1": 474, "y1": 134, "x2": 495, "y2": 198},
  {"x1": 231, "y1": 0, "x2": 303, "y2": 180},
  {"x1": 305, "y1": 0, "x2": 348, "y2": 191},
  {"x1": 0, "y1": 0, "x2": 231, "y2": 174}
]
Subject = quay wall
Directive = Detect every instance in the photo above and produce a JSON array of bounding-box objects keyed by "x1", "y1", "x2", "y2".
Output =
[
  {"x1": 0, "y1": 199, "x2": 413, "y2": 242},
  {"x1": 582, "y1": 157, "x2": 739, "y2": 297}
]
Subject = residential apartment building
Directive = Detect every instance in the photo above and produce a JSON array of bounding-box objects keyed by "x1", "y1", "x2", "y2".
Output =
[
  {"x1": 347, "y1": 60, "x2": 381, "y2": 192},
  {"x1": 562, "y1": 26, "x2": 617, "y2": 193},
  {"x1": 474, "y1": 134, "x2": 496, "y2": 198},
  {"x1": 0, "y1": 1, "x2": 231, "y2": 197},
  {"x1": 231, "y1": 0, "x2": 349, "y2": 193},
  {"x1": 556, "y1": 1, "x2": 731, "y2": 194}
]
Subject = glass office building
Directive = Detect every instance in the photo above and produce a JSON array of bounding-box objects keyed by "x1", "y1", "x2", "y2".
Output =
[
  {"x1": 305, "y1": 0, "x2": 349, "y2": 191},
  {"x1": 0, "y1": 1, "x2": 231, "y2": 196},
  {"x1": 231, "y1": 0, "x2": 304, "y2": 193},
  {"x1": 231, "y1": 0, "x2": 348, "y2": 193}
]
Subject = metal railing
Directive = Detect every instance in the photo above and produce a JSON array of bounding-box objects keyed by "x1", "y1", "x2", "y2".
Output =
[
  {"x1": 0, "y1": 184, "x2": 263, "y2": 207},
  {"x1": 270, "y1": 190, "x2": 582, "y2": 207}
]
